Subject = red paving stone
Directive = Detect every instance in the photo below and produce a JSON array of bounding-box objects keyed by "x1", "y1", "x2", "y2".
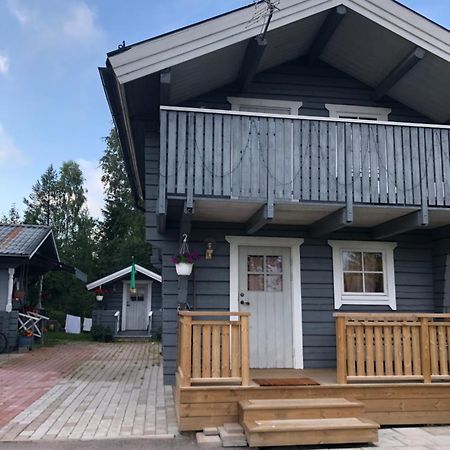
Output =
[{"x1": 0, "y1": 343, "x2": 98, "y2": 429}]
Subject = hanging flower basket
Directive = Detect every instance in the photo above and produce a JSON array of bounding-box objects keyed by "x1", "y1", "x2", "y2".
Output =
[
  {"x1": 96, "y1": 295, "x2": 104, "y2": 301},
  {"x1": 94, "y1": 287, "x2": 107, "y2": 301},
  {"x1": 173, "y1": 235, "x2": 200, "y2": 276},
  {"x1": 13, "y1": 290, "x2": 25, "y2": 300}
]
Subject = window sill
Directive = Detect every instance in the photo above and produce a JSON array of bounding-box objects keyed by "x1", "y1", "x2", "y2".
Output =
[{"x1": 335, "y1": 296, "x2": 397, "y2": 310}]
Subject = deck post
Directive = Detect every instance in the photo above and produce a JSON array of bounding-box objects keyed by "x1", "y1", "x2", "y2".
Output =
[
  {"x1": 420, "y1": 317, "x2": 432, "y2": 383},
  {"x1": 180, "y1": 315, "x2": 193, "y2": 387},
  {"x1": 336, "y1": 316, "x2": 348, "y2": 384},
  {"x1": 240, "y1": 314, "x2": 250, "y2": 386}
]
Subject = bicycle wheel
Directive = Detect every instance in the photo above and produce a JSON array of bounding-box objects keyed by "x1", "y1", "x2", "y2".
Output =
[{"x1": 0, "y1": 332, "x2": 8, "y2": 354}]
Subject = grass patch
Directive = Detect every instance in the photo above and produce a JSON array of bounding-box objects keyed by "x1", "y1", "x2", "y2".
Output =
[{"x1": 43, "y1": 332, "x2": 92, "y2": 347}]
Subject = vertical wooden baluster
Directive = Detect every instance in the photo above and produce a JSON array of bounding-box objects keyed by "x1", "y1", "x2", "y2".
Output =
[
  {"x1": 231, "y1": 323, "x2": 240, "y2": 378},
  {"x1": 420, "y1": 317, "x2": 431, "y2": 383},
  {"x1": 402, "y1": 325, "x2": 412, "y2": 376},
  {"x1": 336, "y1": 316, "x2": 347, "y2": 384},
  {"x1": 192, "y1": 324, "x2": 202, "y2": 379},
  {"x1": 429, "y1": 324, "x2": 439, "y2": 376},
  {"x1": 384, "y1": 326, "x2": 394, "y2": 376},
  {"x1": 180, "y1": 316, "x2": 192, "y2": 387},
  {"x1": 366, "y1": 325, "x2": 375, "y2": 376},
  {"x1": 393, "y1": 325, "x2": 402, "y2": 376},
  {"x1": 447, "y1": 325, "x2": 450, "y2": 376},
  {"x1": 356, "y1": 323, "x2": 365, "y2": 376},
  {"x1": 374, "y1": 325, "x2": 384, "y2": 376},
  {"x1": 240, "y1": 315, "x2": 250, "y2": 386},
  {"x1": 211, "y1": 324, "x2": 221, "y2": 378},
  {"x1": 412, "y1": 325, "x2": 422, "y2": 375},
  {"x1": 202, "y1": 324, "x2": 211, "y2": 379},
  {"x1": 221, "y1": 324, "x2": 230, "y2": 378},
  {"x1": 438, "y1": 325, "x2": 448, "y2": 376},
  {"x1": 347, "y1": 324, "x2": 356, "y2": 377}
]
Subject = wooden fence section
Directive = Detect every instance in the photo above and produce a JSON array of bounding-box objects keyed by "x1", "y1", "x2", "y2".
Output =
[
  {"x1": 160, "y1": 107, "x2": 450, "y2": 213},
  {"x1": 177, "y1": 311, "x2": 250, "y2": 387},
  {"x1": 335, "y1": 313, "x2": 450, "y2": 384}
]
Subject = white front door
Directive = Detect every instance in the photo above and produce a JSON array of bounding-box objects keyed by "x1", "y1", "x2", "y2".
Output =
[
  {"x1": 125, "y1": 285, "x2": 149, "y2": 330},
  {"x1": 238, "y1": 246, "x2": 293, "y2": 368}
]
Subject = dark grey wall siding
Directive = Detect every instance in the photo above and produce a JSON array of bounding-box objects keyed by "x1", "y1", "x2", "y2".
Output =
[
  {"x1": 157, "y1": 221, "x2": 435, "y2": 384},
  {"x1": 0, "y1": 270, "x2": 8, "y2": 312},
  {"x1": 92, "y1": 310, "x2": 118, "y2": 335},
  {"x1": 0, "y1": 311, "x2": 18, "y2": 352},
  {"x1": 183, "y1": 59, "x2": 431, "y2": 123},
  {"x1": 432, "y1": 227, "x2": 450, "y2": 312}
]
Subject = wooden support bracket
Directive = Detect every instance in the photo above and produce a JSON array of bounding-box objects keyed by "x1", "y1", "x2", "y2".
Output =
[
  {"x1": 372, "y1": 210, "x2": 429, "y2": 240},
  {"x1": 310, "y1": 207, "x2": 353, "y2": 238},
  {"x1": 373, "y1": 47, "x2": 426, "y2": 100},
  {"x1": 160, "y1": 68, "x2": 172, "y2": 106},
  {"x1": 238, "y1": 36, "x2": 268, "y2": 91},
  {"x1": 246, "y1": 204, "x2": 274, "y2": 235}
]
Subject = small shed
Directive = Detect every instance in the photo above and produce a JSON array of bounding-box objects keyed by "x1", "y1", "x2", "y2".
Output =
[{"x1": 87, "y1": 264, "x2": 162, "y2": 337}]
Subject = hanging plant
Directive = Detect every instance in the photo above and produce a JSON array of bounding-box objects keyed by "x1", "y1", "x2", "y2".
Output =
[
  {"x1": 173, "y1": 235, "x2": 200, "y2": 276},
  {"x1": 94, "y1": 287, "x2": 107, "y2": 301}
]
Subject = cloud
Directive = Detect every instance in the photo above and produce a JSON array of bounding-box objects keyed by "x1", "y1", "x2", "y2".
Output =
[
  {"x1": 6, "y1": 0, "x2": 31, "y2": 24},
  {"x1": 62, "y1": 3, "x2": 103, "y2": 42},
  {"x1": 77, "y1": 158, "x2": 104, "y2": 219},
  {"x1": 0, "y1": 54, "x2": 9, "y2": 75},
  {"x1": 0, "y1": 124, "x2": 27, "y2": 166}
]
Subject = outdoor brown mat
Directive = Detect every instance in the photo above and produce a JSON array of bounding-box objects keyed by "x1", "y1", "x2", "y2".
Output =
[{"x1": 253, "y1": 377, "x2": 320, "y2": 386}]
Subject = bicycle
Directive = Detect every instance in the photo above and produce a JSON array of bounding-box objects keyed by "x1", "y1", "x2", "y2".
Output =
[{"x1": 0, "y1": 331, "x2": 8, "y2": 354}]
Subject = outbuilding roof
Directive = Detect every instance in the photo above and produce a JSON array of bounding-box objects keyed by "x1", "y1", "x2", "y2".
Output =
[
  {"x1": 0, "y1": 224, "x2": 59, "y2": 260},
  {"x1": 86, "y1": 264, "x2": 162, "y2": 291}
]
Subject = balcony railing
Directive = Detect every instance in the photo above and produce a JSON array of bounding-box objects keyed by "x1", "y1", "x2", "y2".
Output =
[
  {"x1": 159, "y1": 106, "x2": 450, "y2": 215},
  {"x1": 177, "y1": 311, "x2": 250, "y2": 387},
  {"x1": 335, "y1": 313, "x2": 450, "y2": 384}
]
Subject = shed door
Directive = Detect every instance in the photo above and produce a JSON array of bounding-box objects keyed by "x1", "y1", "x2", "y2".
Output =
[
  {"x1": 238, "y1": 246, "x2": 293, "y2": 368},
  {"x1": 125, "y1": 286, "x2": 148, "y2": 330}
]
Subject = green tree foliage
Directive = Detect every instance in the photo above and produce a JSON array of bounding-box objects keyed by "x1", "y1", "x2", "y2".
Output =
[
  {"x1": 97, "y1": 128, "x2": 151, "y2": 275},
  {"x1": 1, "y1": 204, "x2": 21, "y2": 224}
]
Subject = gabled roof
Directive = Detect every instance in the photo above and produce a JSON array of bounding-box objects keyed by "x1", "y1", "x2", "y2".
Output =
[
  {"x1": 86, "y1": 264, "x2": 162, "y2": 290},
  {"x1": 0, "y1": 224, "x2": 59, "y2": 260},
  {"x1": 109, "y1": 0, "x2": 450, "y2": 84}
]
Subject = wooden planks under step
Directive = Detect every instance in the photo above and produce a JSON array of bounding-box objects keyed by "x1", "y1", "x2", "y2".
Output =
[
  {"x1": 244, "y1": 417, "x2": 379, "y2": 447},
  {"x1": 239, "y1": 397, "x2": 364, "y2": 421}
]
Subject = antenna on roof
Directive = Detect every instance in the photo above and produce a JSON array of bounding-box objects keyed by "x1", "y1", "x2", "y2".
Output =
[
  {"x1": 247, "y1": 0, "x2": 281, "y2": 38},
  {"x1": 118, "y1": 40, "x2": 126, "y2": 49}
]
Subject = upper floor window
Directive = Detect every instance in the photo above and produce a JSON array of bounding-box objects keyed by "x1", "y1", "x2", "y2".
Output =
[
  {"x1": 328, "y1": 240, "x2": 397, "y2": 310},
  {"x1": 325, "y1": 104, "x2": 392, "y2": 121},
  {"x1": 228, "y1": 97, "x2": 303, "y2": 116}
]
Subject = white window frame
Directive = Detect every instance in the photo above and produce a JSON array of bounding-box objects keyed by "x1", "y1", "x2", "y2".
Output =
[
  {"x1": 227, "y1": 97, "x2": 303, "y2": 115},
  {"x1": 325, "y1": 104, "x2": 392, "y2": 121},
  {"x1": 328, "y1": 240, "x2": 397, "y2": 310}
]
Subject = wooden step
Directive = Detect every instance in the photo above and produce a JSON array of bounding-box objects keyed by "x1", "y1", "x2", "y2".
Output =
[
  {"x1": 239, "y1": 397, "x2": 365, "y2": 422},
  {"x1": 243, "y1": 417, "x2": 379, "y2": 447}
]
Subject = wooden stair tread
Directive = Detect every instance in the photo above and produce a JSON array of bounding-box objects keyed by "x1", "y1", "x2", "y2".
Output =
[
  {"x1": 239, "y1": 397, "x2": 363, "y2": 410},
  {"x1": 245, "y1": 417, "x2": 379, "y2": 433}
]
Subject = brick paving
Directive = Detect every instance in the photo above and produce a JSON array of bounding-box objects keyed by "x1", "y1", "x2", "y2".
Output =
[{"x1": 0, "y1": 341, "x2": 177, "y2": 441}]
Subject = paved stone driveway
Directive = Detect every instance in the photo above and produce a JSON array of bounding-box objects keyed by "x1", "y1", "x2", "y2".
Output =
[{"x1": 0, "y1": 341, "x2": 177, "y2": 441}]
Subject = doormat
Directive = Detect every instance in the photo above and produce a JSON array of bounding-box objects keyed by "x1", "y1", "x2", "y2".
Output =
[{"x1": 253, "y1": 377, "x2": 320, "y2": 386}]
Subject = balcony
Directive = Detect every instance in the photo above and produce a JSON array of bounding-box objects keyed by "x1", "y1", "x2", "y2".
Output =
[{"x1": 159, "y1": 106, "x2": 450, "y2": 234}]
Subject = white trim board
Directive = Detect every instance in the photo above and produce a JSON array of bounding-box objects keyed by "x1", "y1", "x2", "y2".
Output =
[
  {"x1": 87, "y1": 264, "x2": 161, "y2": 290},
  {"x1": 109, "y1": 0, "x2": 450, "y2": 84},
  {"x1": 328, "y1": 240, "x2": 397, "y2": 310},
  {"x1": 227, "y1": 97, "x2": 303, "y2": 115},
  {"x1": 226, "y1": 236, "x2": 304, "y2": 369},
  {"x1": 325, "y1": 104, "x2": 392, "y2": 121}
]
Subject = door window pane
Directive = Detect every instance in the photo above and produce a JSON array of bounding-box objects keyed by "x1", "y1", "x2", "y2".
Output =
[
  {"x1": 266, "y1": 256, "x2": 283, "y2": 273},
  {"x1": 343, "y1": 273, "x2": 364, "y2": 292},
  {"x1": 248, "y1": 274, "x2": 264, "y2": 291},
  {"x1": 248, "y1": 256, "x2": 264, "y2": 273},
  {"x1": 266, "y1": 275, "x2": 283, "y2": 292}
]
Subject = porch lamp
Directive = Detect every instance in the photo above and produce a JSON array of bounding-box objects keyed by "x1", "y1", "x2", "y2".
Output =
[{"x1": 204, "y1": 238, "x2": 216, "y2": 260}]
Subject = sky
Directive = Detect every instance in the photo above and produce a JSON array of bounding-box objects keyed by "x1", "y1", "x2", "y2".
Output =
[{"x1": 0, "y1": 0, "x2": 449, "y2": 219}]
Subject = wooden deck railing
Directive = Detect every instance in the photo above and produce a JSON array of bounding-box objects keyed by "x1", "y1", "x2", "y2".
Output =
[
  {"x1": 177, "y1": 311, "x2": 250, "y2": 387},
  {"x1": 159, "y1": 107, "x2": 450, "y2": 218},
  {"x1": 335, "y1": 313, "x2": 450, "y2": 384}
]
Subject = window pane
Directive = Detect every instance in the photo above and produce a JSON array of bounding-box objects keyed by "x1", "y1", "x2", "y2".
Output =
[
  {"x1": 365, "y1": 273, "x2": 384, "y2": 293},
  {"x1": 248, "y1": 256, "x2": 264, "y2": 273},
  {"x1": 342, "y1": 251, "x2": 362, "y2": 271},
  {"x1": 343, "y1": 273, "x2": 363, "y2": 292},
  {"x1": 266, "y1": 256, "x2": 283, "y2": 273},
  {"x1": 248, "y1": 275, "x2": 264, "y2": 291},
  {"x1": 267, "y1": 275, "x2": 283, "y2": 292},
  {"x1": 364, "y1": 252, "x2": 383, "y2": 271}
]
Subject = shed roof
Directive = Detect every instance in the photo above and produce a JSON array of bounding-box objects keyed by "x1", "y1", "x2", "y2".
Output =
[
  {"x1": 0, "y1": 224, "x2": 59, "y2": 260},
  {"x1": 86, "y1": 264, "x2": 162, "y2": 290}
]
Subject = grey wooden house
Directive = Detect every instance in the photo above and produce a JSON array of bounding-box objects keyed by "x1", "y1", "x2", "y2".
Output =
[
  {"x1": 100, "y1": 0, "x2": 450, "y2": 394},
  {"x1": 88, "y1": 264, "x2": 162, "y2": 337}
]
